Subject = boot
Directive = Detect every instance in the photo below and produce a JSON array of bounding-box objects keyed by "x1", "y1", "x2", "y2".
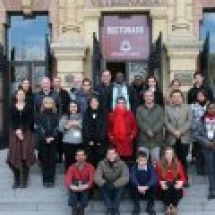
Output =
[
  {"x1": 165, "y1": 206, "x2": 172, "y2": 215},
  {"x1": 171, "y1": 206, "x2": 178, "y2": 215},
  {"x1": 72, "y1": 206, "x2": 78, "y2": 215},
  {"x1": 20, "y1": 165, "x2": 29, "y2": 188},
  {"x1": 132, "y1": 204, "x2": 140, "y2": 215},
  {"x1": 12, "y1": 169, "x2": 20, "y2": 189},
  {"x1": 146, "y1": 201, "x2": 156, "y2": 215},
  {"x1": 79, "y1": 206, "x2": 85, "y2": 215}
]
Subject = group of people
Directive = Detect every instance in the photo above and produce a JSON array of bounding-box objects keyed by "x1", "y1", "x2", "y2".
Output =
[{"x1": 5, "y1": 69, "x2": 215, "y2": 215}]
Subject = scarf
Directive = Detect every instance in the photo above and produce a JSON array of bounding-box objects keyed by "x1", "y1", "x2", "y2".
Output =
[{"x1": 112, "y1": 107, "x2": 128, "y2": 141}]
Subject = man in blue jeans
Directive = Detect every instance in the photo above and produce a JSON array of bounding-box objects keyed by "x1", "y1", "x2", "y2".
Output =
[{"x1": 95, "y1": 146, "x2": 129, "y2": 215}]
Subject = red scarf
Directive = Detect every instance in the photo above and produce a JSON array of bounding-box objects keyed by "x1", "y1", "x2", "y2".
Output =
[
  {"x1": 112, "y1": 107, "x2": 128, "y2": 141},
  {"x1": 205, "y1": 114, "x2": 215, "y2": 120}
]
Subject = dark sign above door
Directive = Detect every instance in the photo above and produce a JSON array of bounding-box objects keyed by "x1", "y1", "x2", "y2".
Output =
[{"x1": 101, "y1": 15, "x2": 150, "y2": 61}]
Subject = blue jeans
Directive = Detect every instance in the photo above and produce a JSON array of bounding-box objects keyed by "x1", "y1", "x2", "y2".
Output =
[
  {"x1": 100, "y1": 185, "x2": 124, "y2": 210},
  {"x1": 68, "y1": 190, "x2": 89, "y2": 207}
]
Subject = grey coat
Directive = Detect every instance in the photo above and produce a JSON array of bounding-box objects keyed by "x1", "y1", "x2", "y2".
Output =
[
  {"x1": 136, "y1": 104, "x2": 164, "y2": 149},
  {"x1": 94, "y1": 158, "x2": 129, "y2": 188},
  {"x1": 59, "y1": 114, "x2": 82, "y2": 144},
  {"x1": 194, "y1": 120, "x2": 214, "y2": 148},
  {"x1": 165, "y1": 104, "x2": 192, "y2": 145}
]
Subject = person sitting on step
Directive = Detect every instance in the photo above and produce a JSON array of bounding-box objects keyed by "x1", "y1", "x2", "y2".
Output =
[
  {"x1": 156, "y1": 146, "x2": 186, "y2": 215},
  {"x1": 130, "y1": 151, "x2": 157, "y2": 215},
  {"x1": 95, "y1": 145, "x2": 129, "y2": 215},
  {"x1": 65, "y1": 149, "x2": 95, "y2": 215}
]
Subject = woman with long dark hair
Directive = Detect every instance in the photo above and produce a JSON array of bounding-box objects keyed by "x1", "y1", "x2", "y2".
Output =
[
  {"x1": 19, "y1": 78, "x2": 34, "y2": 108},
  {"x1": 145, "y1": 76, "x2": 164, "y2": 106},
  {"x1": 83, "y1": 96, "x2": 107, "y2": 166},
  {"x1": 156, "y1": 147, "x2": 186, "y2": 215},
  {"x1": 59, "y1": 101, "x2": 83, "y2": 170},
  {"x1": 7, "y1": 89, "x2": 36, "y2": 189}
]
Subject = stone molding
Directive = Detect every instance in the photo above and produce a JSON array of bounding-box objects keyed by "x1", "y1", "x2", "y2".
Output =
[{"x1": 51, "y1": 32, "x2": 87, "y2": 60}]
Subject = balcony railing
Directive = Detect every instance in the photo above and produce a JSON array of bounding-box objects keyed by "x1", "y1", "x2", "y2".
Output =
[{"x1": 86, "y1": 0, "x2": 167, "y2": 8}]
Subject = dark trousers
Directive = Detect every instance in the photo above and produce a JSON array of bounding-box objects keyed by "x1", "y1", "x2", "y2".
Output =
[
  {"x1": 193, "y1": 141, "x2": 205, "y2": 174},
  {"x1": 57, "y1": 133, "x2": 63, "y2": 161},
  {"x1": 69, "y1": 190, "x2": 90, "y2": 208},
  {"x1": 160, "y1": 185, "x2": 183, "y2": 207},
  {"x1": 174, "y1": 139, "x2": 189, "y2": 179},
  {"x1": 130, "y1": 184, "x2": 156, "y2": 208},
  {"x1": 202, "y1": 149, "x2": 215, "y2": 193},
  {"x1": 87, "y1": 145, "x2": 106, "y2": 166},
  {"x1": 64, "y1": 144, "x2": 84, "y2": 171},
  {"x1": 40, "y1": 141, "x2": 57, "y2": 184},
  {"x1": 100, "y1": 185, "x2": 124, "y2": 210}
]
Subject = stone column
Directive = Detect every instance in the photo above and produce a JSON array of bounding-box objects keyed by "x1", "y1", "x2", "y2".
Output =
[
  {"x1": 52, "y1": 0, "x2": 86, "y2": 89},
  {"x1": 172, "y1": 0, "x2": 190, "y2": 33},
  {"x1": 166, "y1": 0, "x2": 201, "y2": 91}
]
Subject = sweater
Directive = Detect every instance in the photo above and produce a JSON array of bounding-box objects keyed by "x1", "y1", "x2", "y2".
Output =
[
  {"x1": 156, "y1": 162, "x2": 186, "y2": 183},
  {"x1": 65, "y1": 162, "x2": 95, "y2": 189},
  {"x1": 59, "y1": 114, "x2": 82, "y2": 144},
  {"x1": 130, "y1": 164, "x2": 158, "y2": 188}
]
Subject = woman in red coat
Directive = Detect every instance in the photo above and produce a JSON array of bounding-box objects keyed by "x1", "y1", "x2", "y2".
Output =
[
  {"x1": 108, "y1": 96, "x2": 137, "y2": 162},
  {"x1": 156, "y1": 146, "x2": 186, "y2": 215}
]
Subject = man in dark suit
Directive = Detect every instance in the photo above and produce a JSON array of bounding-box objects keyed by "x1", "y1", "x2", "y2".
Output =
[{"x1": 52, "y1": 77, "x2": 71, "y2": 163}]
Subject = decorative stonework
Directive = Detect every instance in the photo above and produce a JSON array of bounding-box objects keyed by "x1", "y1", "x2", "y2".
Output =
[
  {"x1": 86, "y1": 0, "x2": 167, "y2": 8},
  {"x1": 0, "y1": 0, "x2": 59, "y2": 40}
]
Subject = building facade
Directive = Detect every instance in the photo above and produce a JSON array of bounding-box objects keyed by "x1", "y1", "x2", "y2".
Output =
[
  {"x1": 0, "y1": 0, "x2": 214, "y2": 90},
  {"x1": 0, "y1": 1, "x2": 215, "y2": 146}
]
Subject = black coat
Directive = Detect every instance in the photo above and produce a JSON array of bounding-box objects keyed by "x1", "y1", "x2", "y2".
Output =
[
  {"x1": 35, "y1": 111, "x2": 59, "y2": 141},
  {"x1": 83, "y1": 109, "x2": 107, "y2": 146},
  {"x1": 187, "y1": 84, "x2": 214, "y2": 104},
  {"x1": 105, "y1": 84, "x2": 138, "y2": 113},
  {"x1": 10, "y1": 104, "x2": 33, "y2": 132},
  {"x1": 55, "y1": 88, "x2": 70, "y2": 115}
]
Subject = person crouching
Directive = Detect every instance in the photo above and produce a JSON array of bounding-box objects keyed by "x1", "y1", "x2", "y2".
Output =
[
  {"x1": 65, "y1": 149, "x2": 95, "y2": 215},
  {"x1": 130, "y1": 151, "x2": 157, "y2": 215}
]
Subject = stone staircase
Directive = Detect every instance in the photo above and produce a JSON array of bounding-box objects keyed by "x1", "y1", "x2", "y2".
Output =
[{"x1": 0, "y1": 149, "x2": 215, "y2": 215}]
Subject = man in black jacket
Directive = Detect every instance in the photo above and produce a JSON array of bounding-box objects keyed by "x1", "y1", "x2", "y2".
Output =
[
  {"x1": 105, "y1": 72, "x2": 138, "y2": 113},
  {"x1": 188, "y1": 72, "x2": 213, "y2": 104},
  {"x1": 52, "y1": 77, "x2": 70, "y2": 115},
  {"x1": 52, "y1": 77, "x2": 71, "y2": 163}
]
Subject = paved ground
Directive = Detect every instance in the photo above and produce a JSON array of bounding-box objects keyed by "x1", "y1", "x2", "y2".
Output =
[{"x1": 0, "y1": 149, "x2": 215, "y2": 215}]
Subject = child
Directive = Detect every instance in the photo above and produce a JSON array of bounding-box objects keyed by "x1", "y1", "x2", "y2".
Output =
[
  {"x1": 65, "y1": 149, "x2": 95, "y2": 215},
  {"x1": 35, "y1": 97, "x2": 59, "y2": 187},
  {"x1": 130, "y1": 151, "x2": 157, "y2": 215}
]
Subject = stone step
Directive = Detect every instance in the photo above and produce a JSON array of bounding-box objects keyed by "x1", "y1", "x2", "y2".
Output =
[{"x1": 0, "y1": 150, "x2": 214, "y2": 215}]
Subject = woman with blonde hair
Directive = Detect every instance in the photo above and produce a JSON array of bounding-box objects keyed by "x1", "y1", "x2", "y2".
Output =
[
  {"x1": 35, "y1": 97, "x2": 59, "y2": 187},
  {"x1": 156, "y1": 147, "x2": 186, "y2": 215}
]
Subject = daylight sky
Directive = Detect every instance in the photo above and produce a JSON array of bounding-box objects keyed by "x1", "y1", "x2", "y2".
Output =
[{"x1": 8, "y1": 15, "x2": 50, "y2": 61}]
